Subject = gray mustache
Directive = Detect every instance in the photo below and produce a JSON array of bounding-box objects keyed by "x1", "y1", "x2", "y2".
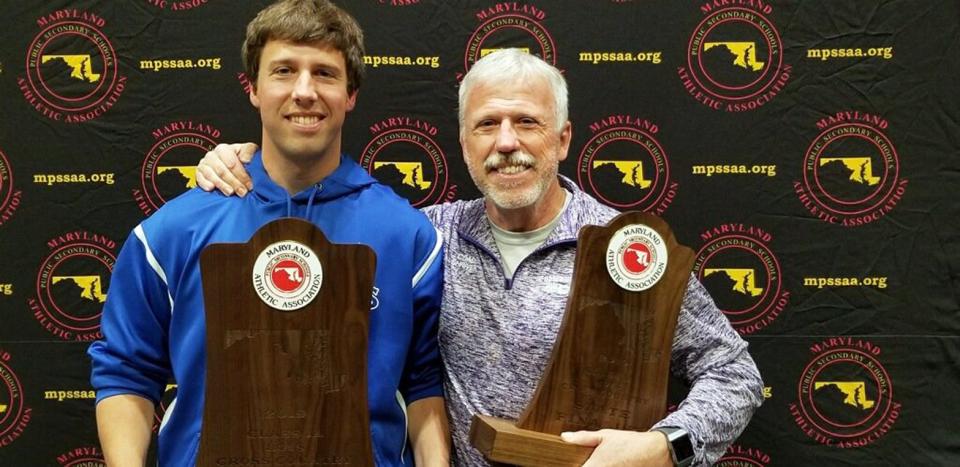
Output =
[{"x1": 483, "y1": 151, "x2": 536, "y2": 170}]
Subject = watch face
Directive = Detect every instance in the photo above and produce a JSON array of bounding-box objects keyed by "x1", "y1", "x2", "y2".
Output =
[{"x1": 673, "y1": 432, "x2": 695, "y2": 464}]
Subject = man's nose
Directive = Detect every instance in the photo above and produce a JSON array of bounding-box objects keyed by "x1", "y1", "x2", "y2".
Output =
[
  {"x1": 292, "y1": 72, "x2": 317, "y2": 105},
  {"x1": 495, "y1": 119, "x2": 519, "y2": 153}
]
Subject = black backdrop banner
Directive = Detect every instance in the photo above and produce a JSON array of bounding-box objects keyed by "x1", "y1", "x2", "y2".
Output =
[{"x1": 1, "y1": 0, "x2": 959, "y2": 465}]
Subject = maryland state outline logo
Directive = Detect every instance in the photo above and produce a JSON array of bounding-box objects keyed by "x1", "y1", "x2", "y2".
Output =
[
  {"x1": 360, "y1": 117, "x2": 455, "y2": 207},
  {"x1": 794, "y1": 112, "x2": 907, "y2": 227},
  {"x1": 678, "y1": 1, "x2": 791, "y2": 112},
  {"x1": 461, "y1": 3, "x2": 556, "y2": 77},
  {"x1": 20, "y1": 10, "x2": 126, "y2": 123},
  {"x1": 578, "y1": 116, "x2": 677, "y2": 215},
  {"x1": 253, "y1": 241, "x2": 323, "y2": 311},
  {"x1": 0, "y1": 349, "x2": 32, "y2": 447},
  {"x1": 791, "y1": 337, "x2": 901, "y2": 448}
]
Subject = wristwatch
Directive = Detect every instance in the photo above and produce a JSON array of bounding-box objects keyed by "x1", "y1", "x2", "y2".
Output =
[{"x1": 652, "y1": 427, "x2": 694, "y2": 467}]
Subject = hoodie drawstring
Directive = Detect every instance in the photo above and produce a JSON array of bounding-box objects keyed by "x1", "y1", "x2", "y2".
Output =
[
  {"x1": 285, "y1": 184, "x2": 320, "y2": 218},
  {"x1": 284, "y1": 184, "x2": 320, "y2": 218},
  {"x1": 306, "y1": 184, "x2": 319, "y2": 219}
]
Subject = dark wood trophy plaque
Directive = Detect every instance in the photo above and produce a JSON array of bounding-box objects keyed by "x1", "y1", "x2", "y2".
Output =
[
  {"x1": 470, "y1": 212, "x2": 695, "y2": 466},
  {"x1": 197, "y1": 218, "x2": 376, "y2": 466}
]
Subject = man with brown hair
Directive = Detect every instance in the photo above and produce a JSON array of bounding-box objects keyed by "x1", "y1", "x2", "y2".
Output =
[{"x1": 89, "y1": 2, "x2": 449, "y2": 465}]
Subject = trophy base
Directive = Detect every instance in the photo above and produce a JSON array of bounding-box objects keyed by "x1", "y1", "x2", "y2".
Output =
[{"x1": 469, "y1": 415, "x2": 593, "y2": 466}]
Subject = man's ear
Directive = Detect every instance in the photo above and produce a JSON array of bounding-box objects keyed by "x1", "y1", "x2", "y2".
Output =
[
  {"x1": 249, "y1": 84, "x2": 260, "y2": 109},
  {"x1": 557, "y1": 120, "x2": 572, "y2": 162},
  {"x1": 459, "y1": 129, "x2": 468, "y2": 162},
  {"x1": 346, "y1": 90, "x2": 358, "y2": 112}
]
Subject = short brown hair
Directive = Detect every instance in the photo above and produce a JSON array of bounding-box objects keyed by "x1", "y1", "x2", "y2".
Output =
[{"x1": 242, "y1": 0, "x2": 366, "y2": 93}]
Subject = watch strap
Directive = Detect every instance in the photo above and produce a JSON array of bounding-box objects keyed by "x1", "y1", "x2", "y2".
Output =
[{"x1": 652, "y1": 427, "x2": 694, "y2": 467}]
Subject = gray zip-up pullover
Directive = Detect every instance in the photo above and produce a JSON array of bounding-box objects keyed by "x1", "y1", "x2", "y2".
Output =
[{"x1": 423, "y1": 176, "x2": 763, "y2": 466}]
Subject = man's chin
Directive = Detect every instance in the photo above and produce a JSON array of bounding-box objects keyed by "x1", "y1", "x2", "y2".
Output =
[
  {"x1": 484, "y1": 188, "x2": 540, "y2": 211},
  {"x1": 275, "y1": 144, "x2": 333, "y2": 162}
]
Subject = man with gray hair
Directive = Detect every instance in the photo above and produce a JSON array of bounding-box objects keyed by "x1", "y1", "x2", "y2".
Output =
[{"x1": 199, "y1": 49, "x2": 763, "y2": 466}]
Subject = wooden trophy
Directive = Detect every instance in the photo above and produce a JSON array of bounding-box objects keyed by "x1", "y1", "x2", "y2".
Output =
[
  {"x1": 197, "y1": 218, "x2": 376, "y2": 466},
  {"x1": 470, "y1": 212, "x2": 695, "y2": 466}
]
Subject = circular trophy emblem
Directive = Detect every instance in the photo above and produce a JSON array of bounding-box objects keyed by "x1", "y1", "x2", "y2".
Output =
[
  {"x1": 252, "y1": 241, "x2": 323, "y2": 310},
  {"x1": 606, "y1": 224, "x2": 668, "y2": 291}
]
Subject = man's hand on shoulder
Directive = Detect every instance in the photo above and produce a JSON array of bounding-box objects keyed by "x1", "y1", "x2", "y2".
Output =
[
  {"x1": 196, "y1": 142, "x2": 258, "y2": 197},
  {"x1": 561, "y1": 429, "x2": 672, "y2": 467}
]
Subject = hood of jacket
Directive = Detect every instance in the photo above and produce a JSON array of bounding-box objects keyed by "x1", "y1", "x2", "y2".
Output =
[{"x1": 248, "y1": 150, "x2": 377, "y2": 207}]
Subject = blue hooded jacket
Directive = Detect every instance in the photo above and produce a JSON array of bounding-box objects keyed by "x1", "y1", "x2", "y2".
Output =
[{"x1": 89, "y1": 152, "x2": 444, "y2": 466}]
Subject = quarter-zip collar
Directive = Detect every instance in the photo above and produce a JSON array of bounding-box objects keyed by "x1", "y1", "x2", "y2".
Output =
[
  {"x1": 456, "y1": 175, "x2": 597, "y2": 254},
  {"x1": 456, "y1": 175, "x2": 607, "y2": 288}
]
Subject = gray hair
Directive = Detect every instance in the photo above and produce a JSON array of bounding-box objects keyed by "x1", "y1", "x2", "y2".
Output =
[{"x1": 458, "y1": 49, "x2": 568, "y2": 132}]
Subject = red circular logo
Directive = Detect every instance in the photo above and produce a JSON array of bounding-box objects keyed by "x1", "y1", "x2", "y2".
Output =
[
  {"x1": 135, "y1": 122, "x2": 221, "y2": 216},
  {"x1": 21, "y1": 13, "x2": 127, "y2": 123},
  {"x1": 679, "y1": 4, "x2": 791, "y2": 112},
  {"x1": 0, "y1": 353, "x2": 31, "y2": 447},
  {"x1": 577, "y1": 122, "x2": 678, "y2": 215},
  {"x1": 0, "y1": 148, "x2": 22, "y2": 227},
  {"x1": 253, "y1": 241, "x2": 323, "y2": 311},
  {"x1": 359, "y1": 121, "x2": 453, "y2": 207},
  {"x1": 270, "y1": 260, "x2": 305, "y2": 293},
  {"x1": 792, "y1": 340, "x2": 901, "y2": 448},
  {"x1": 31, "y1": 233, "x2": 117, "y2": 341},
  {"x1": 621, "y1": 242, "x2": 651, "y2": 274},
  {"x1": 692, "y1": 226, "x2": 790, "y2": 335},
  {"x1": 463, "y1": 8, "x2": 556, "y2": 74},
  {"x1": 796, "y1": 119, "x2": 906, "y2": 227}
]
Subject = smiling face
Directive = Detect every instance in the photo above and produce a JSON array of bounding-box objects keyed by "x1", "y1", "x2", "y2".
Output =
[
  {"x1": 250, "y1": 39, "x2": 357, "y2": 170},
  {"x1": 460, "y1": 76, "x2": 571, "y2": 229}
]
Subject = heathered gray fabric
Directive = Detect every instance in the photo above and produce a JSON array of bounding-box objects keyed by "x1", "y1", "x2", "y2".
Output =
[{"x1": 422, "y1": 176, "x2": 763, "y2": 466}]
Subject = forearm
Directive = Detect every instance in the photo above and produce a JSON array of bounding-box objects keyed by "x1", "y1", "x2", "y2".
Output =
[
  {"x1": 656, "y1": 352, "x2": 763, "y2": 465},
  {"x1": 406, "y1": 396, "x2": 450, "y2": 467},
  {"x1": 665, "y1": 277, "x2": 765, "y2": 465},
  {"x1": 96, "y1": 394, "x2": 155, "y2": 467}
]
